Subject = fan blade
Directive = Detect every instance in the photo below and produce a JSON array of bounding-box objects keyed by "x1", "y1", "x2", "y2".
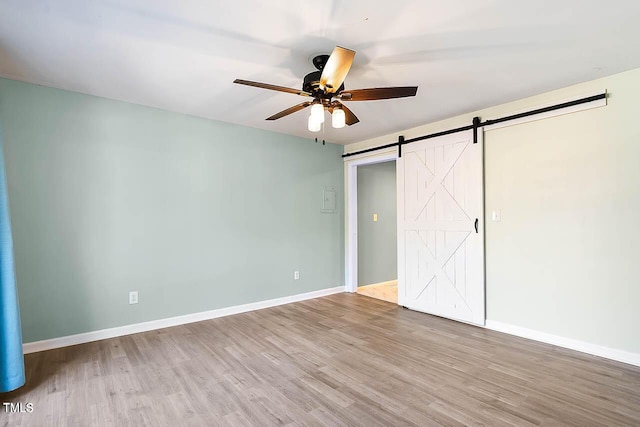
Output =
[
  {"x1": 234, "y1": 79, "x2": 311, "y2": 97},
  {"x1": 266, "y1": 101, "x2": 313, "y2": 121},
  {"x1": 339, "y1": 103, "x2": 360, "y2": 126},
  {"x1": 319, "y1": 46, "x2": 355, "y2": 94},
  {"x1": 338, "y1": 86, "x2": 418, "y2": 101}
]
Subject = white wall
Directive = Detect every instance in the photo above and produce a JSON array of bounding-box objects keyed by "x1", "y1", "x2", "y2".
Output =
[{"x1": 345, "y1": 68, "x2": 640, "y2": 356}]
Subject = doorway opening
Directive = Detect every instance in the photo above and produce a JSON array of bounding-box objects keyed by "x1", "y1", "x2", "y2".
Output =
[
  {"x1": 355, "y1": 161, "x2": 397, "y2": 303},
  {"x1": 345, "y1": 149, "x2": 398, "y2": 304}
]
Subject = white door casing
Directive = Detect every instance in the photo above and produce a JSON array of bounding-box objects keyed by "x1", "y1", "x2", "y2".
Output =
[
  {"x1": 397, "y1": 130, "x2": 485, "y2": 325},
  {"x1": 344, "y1": 150, "x2": 398, "y2": 293}
]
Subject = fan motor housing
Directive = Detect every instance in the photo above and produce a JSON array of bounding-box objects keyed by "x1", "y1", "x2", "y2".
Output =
[{"x1": 303, "y1": 71, "x2": 344, "y2": 98}]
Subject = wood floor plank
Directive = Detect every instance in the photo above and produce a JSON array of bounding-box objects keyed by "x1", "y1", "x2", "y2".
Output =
[{"x1": 2, "y1": 293, "x2": 639, "y2": 426}]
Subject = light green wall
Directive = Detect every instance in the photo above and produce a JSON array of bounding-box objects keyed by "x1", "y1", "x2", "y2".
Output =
[
  {"x1": 0, "y1": 78, "x2": 344, "y2": 343},
  {"x1": 346, "y1": 68, "x2": 640, "y2": 354},
  {"x1": 357, "y1": 161, "x2": 397, "y2": 286}
]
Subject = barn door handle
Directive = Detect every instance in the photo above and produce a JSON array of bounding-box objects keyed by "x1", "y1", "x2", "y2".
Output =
[{"x1": 474, "y1": 218, "x2": 479, "y2": 233}]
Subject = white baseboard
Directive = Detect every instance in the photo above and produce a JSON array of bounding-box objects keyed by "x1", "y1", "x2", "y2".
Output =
[
  {"x1": 23, "y1": 286, "x2": 344, "y2": 354},
  {"x1": 485, "y1": 320, "x2": 640, "y2": 367}
]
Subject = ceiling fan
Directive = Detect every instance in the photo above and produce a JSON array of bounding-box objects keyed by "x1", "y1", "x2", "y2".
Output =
[{"x1": 233, "y1": 46, "x2": 418, "y2": 132}]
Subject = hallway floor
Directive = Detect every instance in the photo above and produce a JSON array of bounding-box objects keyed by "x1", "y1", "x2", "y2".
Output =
[{"x1": 357, "y1": 280, "x2": 398, "y2": 304}]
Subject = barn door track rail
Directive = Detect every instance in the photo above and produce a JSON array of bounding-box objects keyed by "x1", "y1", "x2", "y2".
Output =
[{"x1": 342, "y1": 93, "x2": 607, "y2": 158}]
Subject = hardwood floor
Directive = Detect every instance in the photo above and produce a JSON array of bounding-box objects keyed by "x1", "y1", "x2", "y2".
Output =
[
  {"x1": 2, "y1": 293, "x2": 639, "y2": 426},
  {"x1": 357, "y1": 280, "x2": 398, "y2": 304}
]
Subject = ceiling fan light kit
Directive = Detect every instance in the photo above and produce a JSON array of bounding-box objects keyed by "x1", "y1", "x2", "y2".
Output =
[
  {"x1": 234, "y1": 46, "x2": 418, "y2": 136},
  {"x1": 307, "y1": 106, "x2": 346, "y2": 132}
]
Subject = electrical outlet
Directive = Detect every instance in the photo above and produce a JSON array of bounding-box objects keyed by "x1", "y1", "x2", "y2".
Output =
[
  {"x1": 294, "y1": 271, "x2": 300, "y2": 280},
  {"x1": 129, "y1": 291, "x2": 139, "y2": 305}
]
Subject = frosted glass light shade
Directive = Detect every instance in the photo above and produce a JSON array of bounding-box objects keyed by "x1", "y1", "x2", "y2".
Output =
[
  {"x1": 310, "y1": 103, "x2": 325, "y2": 124},
  {"x1": 308, "y1": 113, "x2": 321, "y2": 132},
  {"x1": 332, "y1": 108, "x2": 346, "y2": 128}
]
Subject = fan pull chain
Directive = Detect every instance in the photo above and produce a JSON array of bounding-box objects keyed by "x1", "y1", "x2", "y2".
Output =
[{"x1": 322, "y1": 116, "x2": 326, "y2": 146}]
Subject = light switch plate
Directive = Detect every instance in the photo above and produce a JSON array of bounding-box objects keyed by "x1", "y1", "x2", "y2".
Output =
[
  {"x1": 373, "y1": 213, "x2": 378, "y2": 222},
  {"x1": 129, "y1": 291, "x2": 139, "y2": 305},
  {"x1": 492, "y1": 210, "x2": 502, "y2": 222}
]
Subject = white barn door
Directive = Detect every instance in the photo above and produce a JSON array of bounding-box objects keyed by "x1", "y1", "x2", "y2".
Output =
[{"x1": 397, "y1": 130, "x2": 485, "y2": 325}]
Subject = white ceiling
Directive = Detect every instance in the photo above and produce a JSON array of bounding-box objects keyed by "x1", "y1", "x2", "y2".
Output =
[{"x1": 1, "y1": 1, "x2": 639, "y2": 145}]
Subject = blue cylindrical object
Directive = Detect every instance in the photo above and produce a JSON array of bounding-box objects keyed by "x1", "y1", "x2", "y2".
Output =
[{"x1": 0, "y1": 124, "x2": 25, "y2": 393}]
